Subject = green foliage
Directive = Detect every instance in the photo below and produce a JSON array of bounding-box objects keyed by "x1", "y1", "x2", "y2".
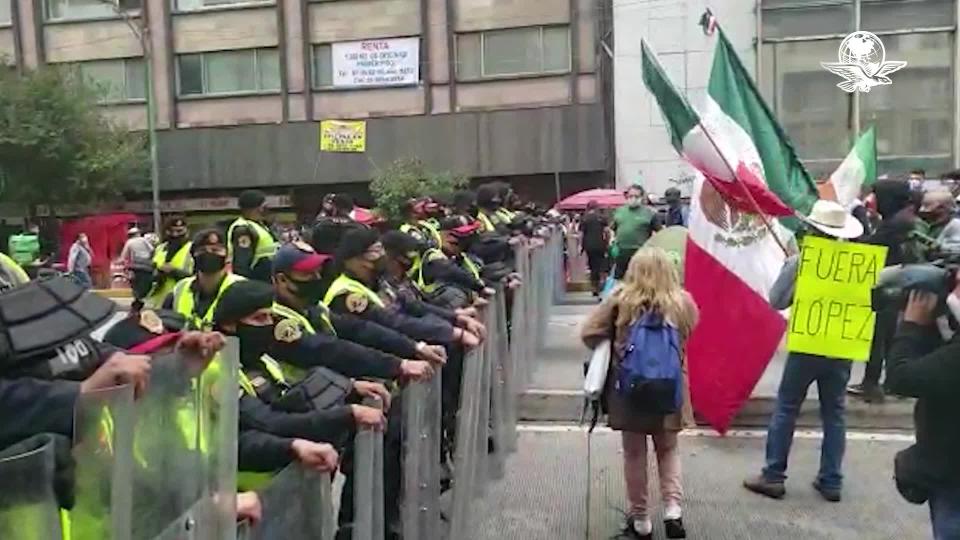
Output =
[
  {"x1": 0, "y1": 66, "x2": 148, "y2": 212},
  {"x1": 369, "y1": 158, "x2": 468, "y2": 222}
]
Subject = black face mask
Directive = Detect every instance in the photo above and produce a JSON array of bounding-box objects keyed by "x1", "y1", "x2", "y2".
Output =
[
  {"x1": 289, "y1": 277, "x2": 326, "y2": 305},
  {"x1": 370, "y1": 257, "x2": 388, "y2": 281},
  {"x1": 194, "y1": 252, "x2": 227, "y2": 274},
  {"x1": 236, "y1": 323, "x2": 275, "y2": 365}
]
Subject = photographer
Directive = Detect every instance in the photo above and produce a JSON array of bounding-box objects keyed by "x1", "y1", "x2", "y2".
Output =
[{"x1": 887, "y1": 289, "x2": 960, "y2": 539}]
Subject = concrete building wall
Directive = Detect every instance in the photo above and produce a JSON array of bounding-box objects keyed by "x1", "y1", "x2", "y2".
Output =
[
  {"x1": 309, "y1": 0, "x2": 420, "y2": 43},
  {"x1": 0, "y1": 27, "x2": 14, "y2": 64},
  {"x1": 44, "y1": 19, "x2": 141, "y2": 62},
  {"x1": 172, "y1": 8, "x2": 279, "y2": 53},
  {"x1": 613, "y1": 0, "x2": 756, "y2": 197}
]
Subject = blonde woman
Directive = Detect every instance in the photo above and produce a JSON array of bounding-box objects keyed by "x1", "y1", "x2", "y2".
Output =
[{"x1": 581, "y1": 247, "x2": 698, "y2": 539}]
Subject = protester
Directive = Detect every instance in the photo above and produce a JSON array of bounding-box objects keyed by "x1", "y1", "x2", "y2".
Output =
[
  {"x1": 850, "y1": 179, "x2": 921, "y2": 402},
  {"x1": 611, "y1": 185, "x2": 662, "y2": 279},
  {"x1": 67, "y1": 232, "x2": 94, "y2": 289},
  {"x1": 581, "y1": 247, "x2": 699, "y2": 540},
  {"x1": 919, "y1": 189, "x2": 960, "y2": 254},
  {"x1": 663, "y1": 188, "x2": 688, "y2": 227},
  {"x1": 886, "y1": 289, "x2": 960, "y2": 540},
  {"x1": 579, "y1": 200, "x2": 610, "y2": 297},
  {"x1": 743, "y1": 200, "x2": 864, "y2": 503},
  {"x1": 909, "y1": 168, "x2": 926, "y2": 191}
]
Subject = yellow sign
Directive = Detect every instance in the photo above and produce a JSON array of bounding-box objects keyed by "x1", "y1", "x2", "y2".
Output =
[
  {"x1": 320, "y1": 120, "x2": 366, "y2": 152},
  {"x1": 786, "y1": 236, "x2": 888, "y2": 361}
]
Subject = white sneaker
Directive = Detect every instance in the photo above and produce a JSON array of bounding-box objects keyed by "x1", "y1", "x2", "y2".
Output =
[
  {"x1": 631, "y1": 517, "x2": 653, "y2": 536},
  {"x1": 664, "y1": 504, "x2": 682, "y2": 521}
]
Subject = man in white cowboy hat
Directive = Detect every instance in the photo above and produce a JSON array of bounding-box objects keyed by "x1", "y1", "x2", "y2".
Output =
[{"x1": 744, "y1": 200, "x2": 864, "y2": 504}]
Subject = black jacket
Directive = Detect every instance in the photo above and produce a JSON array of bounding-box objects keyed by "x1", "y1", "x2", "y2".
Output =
[
  {"x1": 0, "y1": 377, "x2": 79, "y2": 449},
  {"x1": 887, "y1": 322, "x2": 960, "y2": 486}
]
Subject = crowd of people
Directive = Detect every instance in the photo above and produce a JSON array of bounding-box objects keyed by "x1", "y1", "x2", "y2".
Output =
[
  {"x1": 0, "y1": 183, "x2": 556, "y2": 538},
  {"x1": 578, "y1": 175, "x2": 960, "y2": 539}
]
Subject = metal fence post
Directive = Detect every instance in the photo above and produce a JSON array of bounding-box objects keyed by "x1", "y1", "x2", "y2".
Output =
[{"x1": 353, "y1": 398, "x2": 384, "y2": 540}]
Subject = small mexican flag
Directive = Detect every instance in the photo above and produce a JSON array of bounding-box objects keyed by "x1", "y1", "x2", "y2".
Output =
[
  {"x1": 642, "y1": 29, "x2": 819, "y2": 433},
  {"x1": 819, "y1": 127, "x2": 877, "y2": 208}
]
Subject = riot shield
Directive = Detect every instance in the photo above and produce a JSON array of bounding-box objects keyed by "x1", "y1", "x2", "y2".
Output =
[
  {"x1": 131, "y1": 338, "x2": 239, "y2": 540},
  {"x1": 237, "y1": 463, "x2": 335, "y2": 540},
  {"x1": 69, "y1": 384, "x2": 135, "y2": 540},
  {"x1": 352, "y1": 397, "x2": 384, "y2": 540},
  {"x1": 401, "y1": 374, "x2": 442, "y2": 540},
  {"x1": 0, "y1": 437, "x2": 64, "y2": 540}
]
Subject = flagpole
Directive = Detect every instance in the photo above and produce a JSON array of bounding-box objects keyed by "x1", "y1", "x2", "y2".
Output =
[
  {"x1": 698, "y1": 17, "x2": 791, "y2": 257},
  {"x1": 696, "y1": 120, "x2": 791, "y2": 257}
]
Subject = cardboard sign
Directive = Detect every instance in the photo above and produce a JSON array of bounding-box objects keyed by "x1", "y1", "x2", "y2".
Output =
[
  {"x1": 787, "y1": 236, "x2": 887, "y2": 361},
  {"x1": 319, "y1": 120, "x2": 366, "y2": 153}
]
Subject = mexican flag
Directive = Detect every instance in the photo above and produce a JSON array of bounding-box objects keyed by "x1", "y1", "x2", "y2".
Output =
[
  {"x1": 642, "y1": 30, "x2": 819, "y2": 432},
  {"x1": 818, "y1": 127, "x2": 877, "y2": 208}
]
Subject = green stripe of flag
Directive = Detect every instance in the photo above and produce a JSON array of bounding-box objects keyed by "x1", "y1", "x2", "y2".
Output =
[
  {"x1": 641, "y1": 40, "x2": 700, "y2": 153},
  {"x1": 708, "y1": 29, "x2": 819, "y2": 217}
]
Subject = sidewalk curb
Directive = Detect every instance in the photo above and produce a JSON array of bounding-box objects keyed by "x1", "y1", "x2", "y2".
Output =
[{"x1": 520, "y1": 389, "x2": 915, "y2": 430}]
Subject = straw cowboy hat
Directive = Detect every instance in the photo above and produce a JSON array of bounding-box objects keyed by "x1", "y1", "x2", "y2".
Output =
[{"x1": 802, "y1": 200, "x2": 864, "y2": 240}]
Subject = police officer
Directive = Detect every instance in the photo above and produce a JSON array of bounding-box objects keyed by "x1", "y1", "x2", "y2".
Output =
[
  {"x1": 399, "y1": 198, "x2": 443, "y2": 249},
  {"x1": 165, "y1": 229, "x2": 245, "y2": 330},
  {"x1": 272, "y1": 242, "x2": 448, "y2": 367},
  {"x1": 475, "y1": 183, "x2": 509, "y2": 234},
  {"x1": 228, "y1": 190, "x2": 278, "y2": 282},
  {"x1": 322, "y1": 227, "x2": 477, "y2": 348},
  {"x1": 144, "y1": 216, "x2": 193, "y2": 308},
  {"x1": 0, "y1": 251, "x2": 29, "y2": 290}
]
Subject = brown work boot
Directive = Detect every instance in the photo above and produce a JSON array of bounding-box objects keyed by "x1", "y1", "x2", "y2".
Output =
[{"x1": 743, "y1": 475, "x2": 786, "y2": 499}]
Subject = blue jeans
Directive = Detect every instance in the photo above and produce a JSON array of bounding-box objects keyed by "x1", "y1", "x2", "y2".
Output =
[
  {"x1": 762, "y1": 353, "x2": 852, "y2": 492},
  {"x1": 931, "y1": 486, "x2": 960, "y2": 540},
  {"x1": 71, "y1": 270, "x2": 92, "y2": 290}
]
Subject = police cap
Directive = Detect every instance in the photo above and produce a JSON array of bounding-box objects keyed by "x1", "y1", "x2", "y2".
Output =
[
  {"x1": 273, "y1": 242, "x2": 331, "y2": 275},
  {"x1": 381, "y1": 231, "x2": 423, "y2": 258},
  {"x1": 213, "y1": 280, "x2": 273, "y2": 325},
  {"x1": 238, "y1": 190, "x2": 267, "y2": 211},
  {"x1": 335, "y1": 227, "x2": 379, "y2": 263}
]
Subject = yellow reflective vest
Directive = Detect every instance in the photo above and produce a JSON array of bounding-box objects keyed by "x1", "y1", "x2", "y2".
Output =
[
  {"x1": 227, "y1": 218, "x2": 277, "y2": 266},
  {"x1": 322, "y1": 274, "x2": 386, "y2": 309},
  {"x1": 145, "y1": 241, "x2": 193, "y2": 308},
  {"x1": 171, "y1": 273, "x2": 246, "y2": 330}
]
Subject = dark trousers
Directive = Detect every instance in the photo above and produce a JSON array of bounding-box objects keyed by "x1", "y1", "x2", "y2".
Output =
[
  {"x1": 861, "y1": 310, "x2": 898, "y2": 389},
  {"x1": 613, "y1": 249, "x2": 637, "y2": 280},
  {"x1": 585, "y1": 249, "x2": 609, "y2": 292}
]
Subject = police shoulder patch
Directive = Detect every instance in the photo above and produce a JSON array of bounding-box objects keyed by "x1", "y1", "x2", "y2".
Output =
[
  {"x1": 345, "y1": 293, "x2": 368, "y2": 314},
  {"x1": 139, "y1": 309, "x2": 164, "y2": 334},
  {"x1": 237, "y1": 235, "x2": 252, "y2": 249},
  {"x1": 274, "y1": 318, "x2": 303, "y2": 343}
]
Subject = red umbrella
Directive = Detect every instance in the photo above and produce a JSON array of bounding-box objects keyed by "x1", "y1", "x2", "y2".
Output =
[{"x1": 555, "y1": 188, "x2": 626, "y2": 211}]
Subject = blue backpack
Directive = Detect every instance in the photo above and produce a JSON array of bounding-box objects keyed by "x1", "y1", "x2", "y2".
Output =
[{"x1": 616, "y1": 312, "x2": 683, "y2": 414}]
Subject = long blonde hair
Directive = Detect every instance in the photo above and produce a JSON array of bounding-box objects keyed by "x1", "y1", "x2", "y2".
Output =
[{"x1": 613, "y1": 247, "x2": 697, "y2": 336}]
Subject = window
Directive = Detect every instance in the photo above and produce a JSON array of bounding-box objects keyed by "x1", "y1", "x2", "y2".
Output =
[
  {"x1": 174, "y1": 0, "x2": 272, "y2": 12},
  {"x1": 311, "y1": 37, "x2": 420, "y2": 89},
  {"x1": 456, "y1": 26, "x2": 570, "y2": 80},
  {"x1": 177, "y1": 48, "x2": 280, "y2": 96},
  {"x1": 312, "y1": 44, "x2": 332, "y2": 88},
  {"x1": 75, "y1": 58, "x2": 146, "y2": 103},
  {"x1": 0, "y1": 0, "x2": 11, "y2": 25},
  {"x1": 860, "y1": 33, "x2": 954, "y2": 158},
  {"x1": 46, "y1": 0, "x2": 140, "y2": 22}
]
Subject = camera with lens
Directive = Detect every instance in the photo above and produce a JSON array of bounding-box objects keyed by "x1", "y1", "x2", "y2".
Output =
[{"x1": 871, "y1": 253, "x2": 960, "y2": 315}]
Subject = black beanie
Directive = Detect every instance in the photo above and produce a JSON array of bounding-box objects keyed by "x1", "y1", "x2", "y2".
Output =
[
  {"x1": 212, "y1": 280, "x2": 273, "y2": 325},
  {"x1": 334, "y1": 227, "x2": 379, "y2": 264}
]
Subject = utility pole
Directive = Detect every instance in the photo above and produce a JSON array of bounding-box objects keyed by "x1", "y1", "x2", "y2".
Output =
[{"x1": 103, "y1": 0, "x2": 161, "y2": 233}]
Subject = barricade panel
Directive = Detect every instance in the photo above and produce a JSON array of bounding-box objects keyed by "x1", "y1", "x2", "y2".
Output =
[
  {"x1": 0, "y1": 438, "x2": 64, "y2": 540},
  {"x1": 237, "y1": 464, "x2": 335, "y2": 540}
]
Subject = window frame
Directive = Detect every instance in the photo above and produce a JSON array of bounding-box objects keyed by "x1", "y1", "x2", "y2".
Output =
[
  {"x1": 0, "y1": 0, "x2": 12, "y2": 27},
  {"x1": 44, "y1": 0, "x2": 142, "y2": 23},
  {"x1": 310, "y1": 36, "x2": 422, "y2": 91},
  {"x1": 71, "y1": 57, "x2": 147, "y2": 105},
  {"x1": 170, "y1": 0, "x2": 275, "y2": 15},
  {"x1": 175, "y1": 48, "x2": 281, "y2": 99},
  {"x1": 455, "y1": 24, "x2": 572, "y2": 82}
]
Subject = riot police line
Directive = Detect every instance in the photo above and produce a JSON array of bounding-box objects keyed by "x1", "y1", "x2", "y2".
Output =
[{"x1": 0, "y1": 231, "x2": 563, "y2": 540}]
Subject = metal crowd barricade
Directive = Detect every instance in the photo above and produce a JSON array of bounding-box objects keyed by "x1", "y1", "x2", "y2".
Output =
[
  {"x1": 0, "y1": 437, "x2": 64, "y2": 540},
  {"x1": 353, "y1": 397, "x2": 385, "y2": 540},
  {"x1": 401, "y1": 374, "x2": 442, "y2": 540},
  {"x1": 237, "y1": 464, "x2": 335, "y2": 540}
]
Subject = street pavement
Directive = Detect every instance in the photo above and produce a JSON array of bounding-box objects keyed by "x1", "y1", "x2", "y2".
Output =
[
  {"x1": 520, "y1": 294, "x2": 914, "y2": 429},
  {"x1": 471, "y1": 428, "x2": 928, "y2": 540}
]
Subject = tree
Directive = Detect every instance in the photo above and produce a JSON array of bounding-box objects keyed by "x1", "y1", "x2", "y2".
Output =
[
  {"x1": 370, "y1": 158, "x2": 468, "y2": 222},
  {"x1": 0, "y1": 66, "x2": 148, "y2": 213}
]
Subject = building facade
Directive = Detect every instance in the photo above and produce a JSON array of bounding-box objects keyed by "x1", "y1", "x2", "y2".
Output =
[
  {"x1": 0, "y1": 0, "x2": 611, "y2": 208},
  {"x1": 615, "y1": 0, "x2": 960, "y2": 199}
]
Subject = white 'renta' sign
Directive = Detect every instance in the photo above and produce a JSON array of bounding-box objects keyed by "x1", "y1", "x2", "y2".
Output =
[{"x1": 332, "y1": 37, "x2": 420, "y2": 88}]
